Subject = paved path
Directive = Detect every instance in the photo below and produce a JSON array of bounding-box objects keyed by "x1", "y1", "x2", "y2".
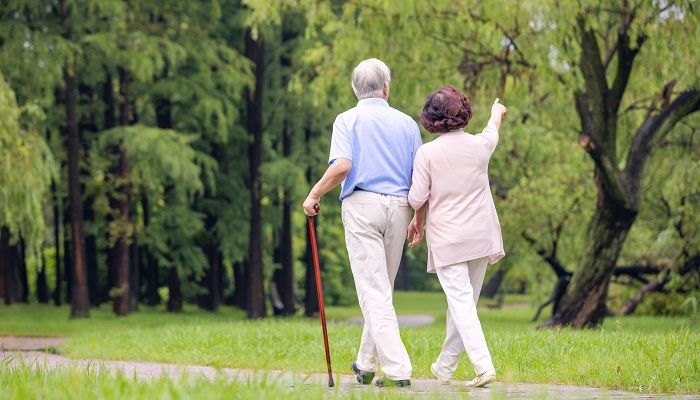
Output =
[
  {"x1": 345, "y1": 314, "x2": 436, "y2": 327},
  {"x1": 2, "y1": 336, "x2": 697, "y2": 399}
]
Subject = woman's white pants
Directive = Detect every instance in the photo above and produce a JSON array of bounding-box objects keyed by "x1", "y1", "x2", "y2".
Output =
[{"x1": 434, "y1": 256, "x2": 495, "y2": 377}]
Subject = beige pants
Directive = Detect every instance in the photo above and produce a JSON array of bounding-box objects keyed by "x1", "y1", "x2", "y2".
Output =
[
  {"x1": 434, "y1": 256, "x2": 495, "y2": 377},
  {"x1": 342, "y1": 190, "x2": 412, "y2": 381}
]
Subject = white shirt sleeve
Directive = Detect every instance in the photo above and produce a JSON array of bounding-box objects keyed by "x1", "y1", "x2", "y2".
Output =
[
  {"x1": 328, "y1": 115, "x2": 352, "y2": 165},
  {"x1": 476, "y1": 122, "x2": 499, "y2": 154},
  {"x1": 408, "y1": 147, "x2": 430, "y2": 210}
]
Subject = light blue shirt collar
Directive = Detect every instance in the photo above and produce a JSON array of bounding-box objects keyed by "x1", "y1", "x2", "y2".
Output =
[{"x1": 357, "y1": 98, "x2": 389, "y2": 107}]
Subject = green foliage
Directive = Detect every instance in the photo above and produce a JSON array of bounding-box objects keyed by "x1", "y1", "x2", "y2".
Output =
[
  {"x1": 0, "y1": 71, "x2": 55, "y2": 254},
  {"x1": 98, "y1": 125, "x2": 211, "y2": 200}
]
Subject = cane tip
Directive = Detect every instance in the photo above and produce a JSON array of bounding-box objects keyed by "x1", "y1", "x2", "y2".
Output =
[{"x1": 328, "y1": 378, "x2": 335, "y2": 388}]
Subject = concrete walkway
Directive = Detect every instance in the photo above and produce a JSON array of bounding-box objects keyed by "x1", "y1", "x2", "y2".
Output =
[
  {"x1": 345, "y1": 314, "x2": 436, "y2": 327},
  {"x1": 2, "y1": 336, "x2": 696, "y2": 399}
]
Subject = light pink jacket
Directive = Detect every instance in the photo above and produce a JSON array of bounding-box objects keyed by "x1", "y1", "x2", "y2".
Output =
[{"x1": 408, "y1": 122, "x2": 505, "y2": 273}]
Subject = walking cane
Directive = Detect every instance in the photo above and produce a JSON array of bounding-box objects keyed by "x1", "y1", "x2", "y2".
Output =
[{"x1": 308, "y1": 203, "x2": 334, "y2": 388}]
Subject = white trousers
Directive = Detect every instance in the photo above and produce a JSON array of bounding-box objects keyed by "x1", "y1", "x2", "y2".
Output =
[
  {"x1": 434, "y1": 256, "x2": 495, "y2": 377},
  {"x1": 342, "y1": 190, "x2": 412, "y2": 380}
]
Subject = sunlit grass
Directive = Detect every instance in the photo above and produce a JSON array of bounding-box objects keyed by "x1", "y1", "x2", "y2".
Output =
[
  {"x1": 0, "y1": 361, "x2": 435, "y2": 400},
  {"x1": 1, "y1": 292, "x2": 698, "y2": 394}
]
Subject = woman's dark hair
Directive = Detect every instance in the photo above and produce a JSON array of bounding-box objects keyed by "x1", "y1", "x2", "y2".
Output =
[{"x1": 420, "y1": 86, "x2": 473, "y2": 133}]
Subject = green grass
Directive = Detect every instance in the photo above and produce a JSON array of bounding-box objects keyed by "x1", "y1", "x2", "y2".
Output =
[
  {"x1": 1, "y1": 293, "x2": 698, "y2": 395},
  {"x1": 1, "y1": 362, "x2": 440, "y2": 400}
]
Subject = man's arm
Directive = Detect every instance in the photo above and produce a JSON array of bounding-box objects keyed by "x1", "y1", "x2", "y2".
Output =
[{"x1": 302, "y1": 158, "x2": 352, "y2": 216}]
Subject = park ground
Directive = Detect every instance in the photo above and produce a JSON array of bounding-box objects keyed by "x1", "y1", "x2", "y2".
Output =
[{"x1": 2, "y1": 292, "x2": 699, "y2": 399}]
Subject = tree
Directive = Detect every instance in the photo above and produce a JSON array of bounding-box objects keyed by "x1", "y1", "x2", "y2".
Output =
[
  {"x1": 541, "y1": 3, "x2": 700, "y2": 327},
  {"x1": 0, "y1": 71, "x2": 55, "y2": 304},
  {"x1": 60, "y1": 0, "x2": 90, "y2": 318},
  {"x1": 244, "y1": 27, "x2": 267, "y2": 319}
]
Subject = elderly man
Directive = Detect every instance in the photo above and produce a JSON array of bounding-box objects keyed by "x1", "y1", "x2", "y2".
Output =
[{"x1": 303, "y1": 58, "x2": 422, "y2": 387}]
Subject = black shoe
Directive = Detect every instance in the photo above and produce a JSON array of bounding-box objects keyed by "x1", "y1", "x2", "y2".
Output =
[
  {"x1": 375, "y1": 377, "x2": 411, "y2": 388},
  {"x1": 351, "y1": 361, "x2": 375, "y2": 385}
]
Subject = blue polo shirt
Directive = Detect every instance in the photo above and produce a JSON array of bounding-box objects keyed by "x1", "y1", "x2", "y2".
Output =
[{"x1": 329, "y1": 98, "x2": 422, "y2": 200}]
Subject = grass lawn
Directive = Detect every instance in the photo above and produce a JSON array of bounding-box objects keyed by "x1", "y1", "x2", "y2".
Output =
[{"x1": 1, "y1": 292, "x2": 698, "y2": 395}]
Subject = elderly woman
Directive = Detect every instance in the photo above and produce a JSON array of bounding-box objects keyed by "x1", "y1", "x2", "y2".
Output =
[{"x1": 407, "y1": 86, "x2": 507, "y2": 388}]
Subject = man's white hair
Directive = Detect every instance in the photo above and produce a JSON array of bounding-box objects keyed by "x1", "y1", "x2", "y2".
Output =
[{"x1": 351, "y1": 58, "x2": 391, "y2": 100}]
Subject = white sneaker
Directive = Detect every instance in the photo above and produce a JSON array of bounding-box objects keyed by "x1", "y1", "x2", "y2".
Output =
[
  {"x1": 465, "y1": 369, "x2": 496, "y2": 388},
  {"x1": 430, "y1": 363, "x2": 451, "y2": 384}
]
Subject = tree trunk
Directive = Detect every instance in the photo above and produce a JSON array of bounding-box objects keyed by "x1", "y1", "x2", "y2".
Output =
[
  {"x1": 129, "y1": 239, "x2": 139, "y2": 311},
  {"x1": 84, "y1": 194, "x2": 100, "y2": 307},
  {"x1": 280, "y1": 126, "x2": 296, "y2": 315},
  {"x1": 113, "y1": 66, "x2": 131, "y2": 316},
  {"x1": 481, "y1": 266, "x2": 506, "y2": 299},
  {"x1": 63, "y1": 46, "x2": 90, "y2": 318},
  {"x1": 232, "y1": 262, "x2": 246, "y2": 309},
  {"x1": 167, "y1": 267, "x2": 183, "y2": 312},
  {"x1": 0, "y1": 227, "x2": 23, "y2": 304},
  {"x1": 77, "y1": 81, "x2": 100, "y2": 308},
  {"x1": 37, "y1": 253, "x2": 49, "y2": 304},
  {"x1": 199, "y1": 246, "x2": 222, "y2": 311},
  {"x1": 18, "y1": 239, "x2": 29, "y2": 303},
  {"x1": 395, "y1": 244, "x2": 409, "y2": 291},
  {"x1": 543, "y1": 203, "x2": 636, "y2": 327},
  {"x1": 198, "y1": 203, "x2": 222, "y2": 312},
  {"x1": 53, "y1": 182, "x2": 63, "y2": 306},
  {"x1": 141, "y1": 195, "x2": 160, "y2": 306},
  {"x1": 63, "y1": 216, "x2": 72, "y2": 304},
  {"x1": 245, "y1": 28, "x2": 266, "y2": 319},
  {"x1": 103, "y1": 71, "x2": 118, "y2": 305}
]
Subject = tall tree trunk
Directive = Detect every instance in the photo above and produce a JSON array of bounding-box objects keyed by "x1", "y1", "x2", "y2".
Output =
[
  {"x1": 129, "y1": 239, "x2": 139, "y2": 311},
  {"x1": 0, "y1": 230, "x2": 6, "y2": 303},
  {"x1": 37, "y1": 253, "x2": 49, "y2": 304},
  {"x1": 280, "y1": 122, "x2": 296, "y2": 315},
  {"x1": 53, "y1": 182, "x2": 63, "y2": 306},
  {"x1": 198, "y1": 207, "x2": 222, "y2": 311},
  {"x1": 77, "y1": 82, "x2": 100, "y2": 308},
  {"x1": 245, "y1": 28, "x2": 266, "y2": 319},
  {"x1": 142, "y1": 195, "x2": 160, "y2": 306},
  {"x1": 0, "y1": 227, "x2": 23, "y2": 304},
  {"x1": 113, "y1": 66, "x2": 131, "y2": 316},
  {"x1": 167, "y1": 267, "x2": 183, "y2": 312},
  {"x1": 63, "y1": 215, "x2": 72, "y2": 305},
  {"x1": 18, "y1": 239, "x2": 29, "y2": 303},
  {"x1": 61, "y1": 0, "x2": 89, "y2": 318},
  {"x1": 544, "y1": 201, "x2": 636, "y2": 327},
  {"x1": 199, "y1": 245, "x2": 222, "y2": 311},
  {"x1": 395, "y1": 245, "x2": 409, "y2": 291},
  {"x1": 481, "y1": 267, "x2": 506, "y2": 299},
  {"x1": 84, "y1": 207, "x2": 99, "y2": 307},
  {"x1": 232, "y1": 262, "x2": 246, "y2": 309},
  {"x1": 103, "y1": 71, "x2": 118, "y2": 304}
]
